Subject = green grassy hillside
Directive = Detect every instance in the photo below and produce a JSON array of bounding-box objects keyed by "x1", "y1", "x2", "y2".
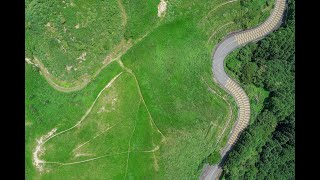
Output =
[{"x1": 25, "y1": 0, "x2": 272, "y2": 179}]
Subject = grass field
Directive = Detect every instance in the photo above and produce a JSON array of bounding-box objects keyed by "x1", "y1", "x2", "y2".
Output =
[{"x1": 26, "y1": 0, "x2": 272, "y2": 179}]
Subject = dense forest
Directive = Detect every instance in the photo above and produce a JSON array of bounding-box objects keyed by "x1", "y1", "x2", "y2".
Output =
[{"x1": 221, "y1": 0, "x2": 295, "y2": 179}]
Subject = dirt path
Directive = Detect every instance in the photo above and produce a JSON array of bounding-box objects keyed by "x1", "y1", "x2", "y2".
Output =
[
  {"x1": 33, "y1": 72, "x2": 123, "y2": 172},
  {"x1": 118, "y1": 59, "x2": 166, "y2": 177},
  {"x1": 45, "y1": 147, "x2": 161, "y2": 167},
  {"x1": 29, "y1": 39, "x2": 131, "y2": 93},
  {"x1": 117, "y1": 60, "x2": 166, "y2": 142},
  {"x1": 33, "y1": 67, "x2": 164, "y2": 172},
  {"x1": 31, "y1": 57, "x2": 89, "y2": 92},
  {"x1": 72, "y1": 123, "x2": 119, "y2": 153},
  {"x1": 117, "y1": 0, "x2": 127, "y2": 27},
  {"x1": 29, "y1": 25, "x2": 160, "y2": 93},
  {"x1": 123, "y1": 102, "x2": 139, "y2": 180},
  {"x1": 28, "y1": 3, "x2": 167, "y2": 93},
  {"x1": 44, "y1": 72, "x2": 123, "y2": 144}
]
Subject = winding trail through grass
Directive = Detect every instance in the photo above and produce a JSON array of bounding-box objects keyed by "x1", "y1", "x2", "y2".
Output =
[
  {"x1": 33, "y1": 63, "x2": 165, "y2": 172},
  {"x1": 28, "y1": 2, "x2": 169, "y2": 93},
  {"x1": 29, "y1": 39, "x2": 131, "y2": 93},
  {"x1": 123, "y1": 102, "x2": 139, "y2": 180},
  {"x1": 44, "y1": 146, "x2": 161, "y2": 167},
  {"x1": 117, "y1": 60, "x2": 166, "y2": 142},
  {"x1": 43, "y1": 72, "x2": 123, "y2": 144},
  {"x1": 117, "y1": 0, "x2": 127, "y2": 27},
  {"x1": 71, "y1": 123, "x2": 120, "y2": 153},
  {"x1": 33, "y1": 72, "x2": 123, "y2": 171},
  {"x1": 29, "y1": 28, "x2": 161, "y2": 93}
]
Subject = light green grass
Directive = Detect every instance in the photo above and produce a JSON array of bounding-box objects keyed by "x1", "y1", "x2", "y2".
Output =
[
  {"x1": 26, "y1": 0, "x2": 273, "y2": 179},
  {"x1": 119, "y1": 14, "x2": 236, "y2": 180},
  {"x1": 25, "y1": 61, "x2": 123, "y2": 178}
]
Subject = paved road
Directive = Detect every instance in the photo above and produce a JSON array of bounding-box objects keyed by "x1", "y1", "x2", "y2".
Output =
[{"x1": 200, "y1": 0, "x2": 287, "y2": 179}]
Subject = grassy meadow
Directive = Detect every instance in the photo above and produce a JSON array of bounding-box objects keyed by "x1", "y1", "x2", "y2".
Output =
[{"x1": 26, "y1": 0, "x2": 273, "y2": 179}]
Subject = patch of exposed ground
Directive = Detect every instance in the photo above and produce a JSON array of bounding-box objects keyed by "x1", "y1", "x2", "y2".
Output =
[
  {"x1": 77, "y1": 52, "x2": 87, "y2": 62},
  {"x1": 32, "y1": 73, "x2": 123, "y2": 172},
  {"x1": 33, "y1": 128, "x2": 57, "y2": 172},
  {"x1": 66, "y1": 65, "x2": 73, "y2": 71},
  {"x1": 100, "y1": 91, "x2": 118, "y2": 112},
  {"x1": 157, "y1": 0, "x2": 167, "y2": 17},
  {"x1": 25, "y1": 57, "x2": 34, "y2": 65}
]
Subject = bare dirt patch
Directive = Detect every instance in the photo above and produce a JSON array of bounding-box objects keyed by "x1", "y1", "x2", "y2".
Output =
[
  {"x1": 77, "y1": 52, "x2": 87, "y2": 62},
  {"x1": 157, "y1": 0, "x2": 167, "y2": 18},
  {"x1": 33, "y1": 128, "x2": 57, "y2": 172},
  {"x1": 32, "y1": 73, "x2": 123, "y2": 172},
  {"x1": 66, "y1": 65, "x2": 73, "y2": 71},
  {"x1": 25, "y1": 57, "x2": 34, "y2": 65}
]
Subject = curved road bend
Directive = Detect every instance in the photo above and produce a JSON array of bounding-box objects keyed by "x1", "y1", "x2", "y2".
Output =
[{"x1": 200, "y1": 0, "x2": 287, "y2": 179}]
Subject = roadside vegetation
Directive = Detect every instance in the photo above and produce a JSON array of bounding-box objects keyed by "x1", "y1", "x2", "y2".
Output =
[
  {"x1": 26, "y1": 0, "x2": 274, "y2": 179},
  {"x1": 198, "y1": 0, "x2": 274, "y2": 168},
  {"x1": 222, "y1": 0, "x2": 295, "y2": 179}
]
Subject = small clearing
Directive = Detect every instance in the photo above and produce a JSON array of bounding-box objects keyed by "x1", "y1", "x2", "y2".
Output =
[
  {"x1": 157, "y1": 0, "x2": 167, "y2": 18},
  {"x1": 25, "y1": 57, "x2": 34, "y2": 65},
  {"x1": 66, "y1": 65, "x2": 73, "y2": 71},
  {"x1": 77, "y1": 52, "x2": 87, "y2": 61},
  {"x1": 33, "y1": 128, "x2": 57, "y2": 172}
]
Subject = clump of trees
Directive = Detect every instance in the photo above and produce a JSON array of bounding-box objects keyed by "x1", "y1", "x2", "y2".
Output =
[{"x1": 221, "y1": 0, "x2": 295, "y2": 179}]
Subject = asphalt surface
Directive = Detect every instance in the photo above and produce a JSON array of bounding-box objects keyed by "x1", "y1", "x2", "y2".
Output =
[{"x1": 200, "y1": 0, "x2": 287, "y2": 179}]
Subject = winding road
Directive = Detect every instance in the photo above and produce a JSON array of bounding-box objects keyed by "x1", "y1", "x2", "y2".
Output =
[{"x1": 200, "y1": 0, "x2": 287, "y2": 179}]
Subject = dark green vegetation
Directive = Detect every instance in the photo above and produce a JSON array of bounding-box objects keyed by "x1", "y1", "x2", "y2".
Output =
[
  {"x1": 222, "y1": 0, "x2": 295, "y2": 179},
  {"x1": 236, "y1": 0, "x2": 274, "y2": 29},
  {"x1": 26, "y1": 0, "x2": 274, "y2": 179}
]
